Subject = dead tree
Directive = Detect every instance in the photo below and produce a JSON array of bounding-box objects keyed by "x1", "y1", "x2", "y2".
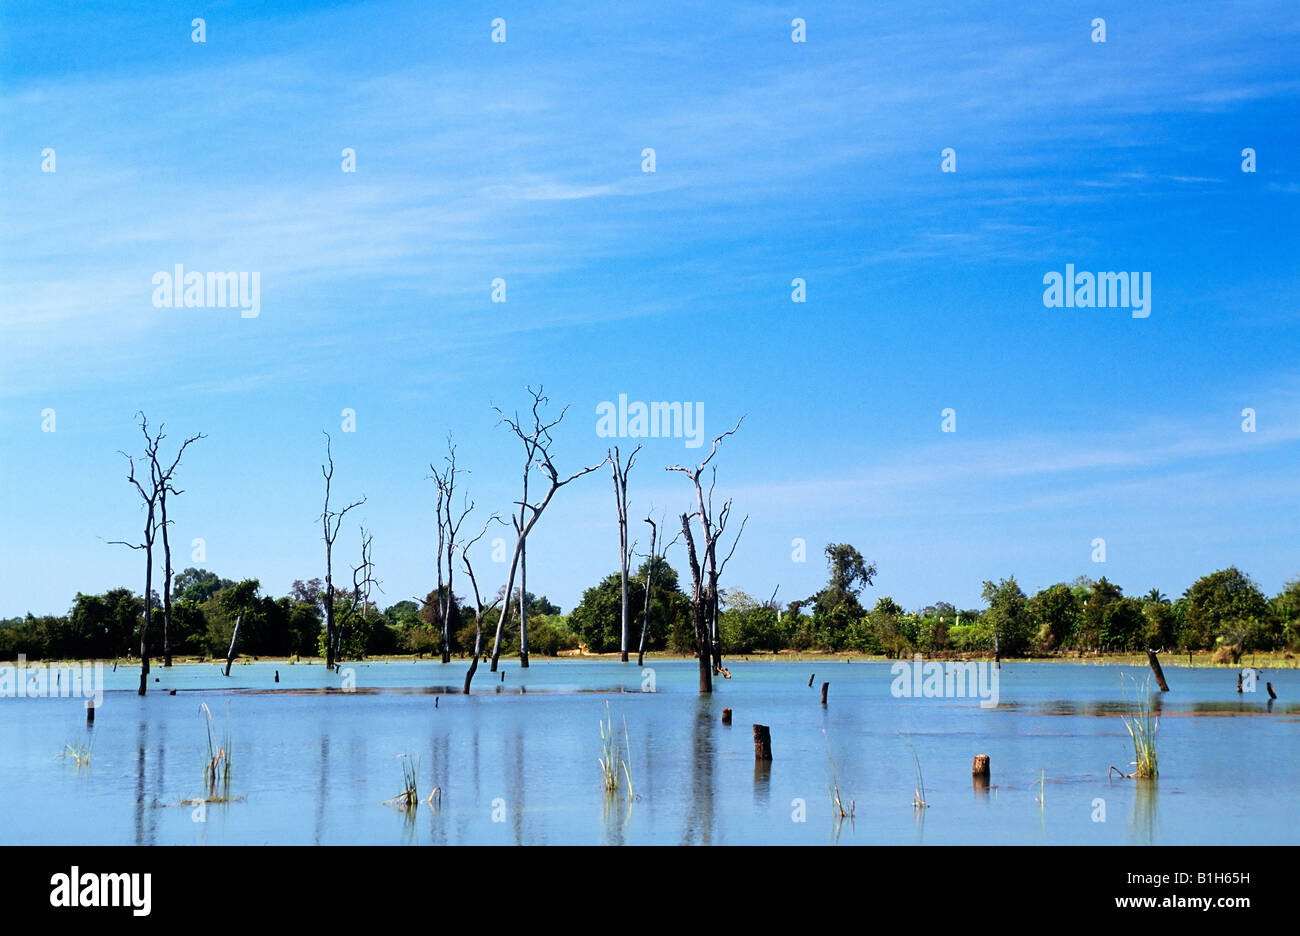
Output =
[
  {"x1": 492, "y1": 389, "x2": 543, "y2": 669},
  {"x1": 152, "y1": 430, "x2": 204, "y2": 667},
  {"x1": 637, "y1": 515, "x2": 657, "y2": 668},
  {"x1": 610, "y1": 444, "x2": 641, "y2": 662},
  {"x1": 713, "y1": 507, "x2": 748, "y2": 666},
  {"x1": 1146, "y1": 648, "x2": 1170, "y2": 692},
  {"x1": 460, "y1": 516, "x2": 503, "y2": 694},
  {"x1": 333, "y1": 527, "x2": 381, "y2": 659},
  {"x1": 224, "y1": 615, "x2": 243, "y2": 677},
  {"x1": 636, "y1": 512, "x2": 680, "y2": 667},
  {"x1": 679, "y1": 512, "x2": 713, "y2": 693},
  {"x1": 321, "y1": 432, "x2": 365, "y2": 670},
  {"x1": 668, "y1": 417, "x2": 747, "y2": 683},
  {"x1": 109, "y1": 413, "x2": 164, "y2": 696},
  {"x1": 488, "y1": 387, "x2": 606, "y2": 670},
  {"x1": 430, "y1": 437, "x2": 472, "y2": 663}
]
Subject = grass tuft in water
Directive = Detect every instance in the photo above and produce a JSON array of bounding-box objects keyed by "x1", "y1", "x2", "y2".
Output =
[
  {"x1": 201, "y1": 702, "x2": 232, "y2": 798},
  {"x1": 1113, "y1": 674, "x2": 1159, "y2": 779},
  {"x1": 386, "y1": 754, "x2": 419, "y2": 810},
  {"x1": 904, "y1": 734, "x2": 928, "y2": 810},
  {"x1": 822, "y1": 731, "x2": 854, "y2": 820},
  {"x1": 383, "y1": 754, "x2": 440, "y2": 811},
  {"x1": 61, "y1": 740, "x2": 92, "y2": 767},
  {"x1": 598, "y1": 700, "x2": 634, "y2": 799}
]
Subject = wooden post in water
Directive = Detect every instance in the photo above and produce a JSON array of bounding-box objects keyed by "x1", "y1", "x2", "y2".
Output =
[
  {"x1": 1267, "y1": 682, "x2": 1277, "y2": 700},
  {"x1": 820, "y1": 682, "x2": 829, "y2": 705},
  {"x1": 1237, "y1": 672, "x2": 1243, "y2": 693},
  {"x1": 85, "y1": 700, "x2": 95, "y2": 725},
  {"x1": 722, "y1": 707, "x2": 732, "y2": 725},
  {"x1": 753, "y1": 724, "x2": 772, "y2": 760},
  {"x1": 808, "y1": 673, "x2": 815, "y2": 687},
  {"x1": 972, "y1": 754, "x2": 990, "y2": 778},
  {"x1": 1146, "y1": 649, "x2": 1170, "y2": 692}
]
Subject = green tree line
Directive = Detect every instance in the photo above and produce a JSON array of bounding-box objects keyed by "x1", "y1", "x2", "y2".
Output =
[{"x1": 4, "y1": 548, "x2": 1299, "y2": 662}]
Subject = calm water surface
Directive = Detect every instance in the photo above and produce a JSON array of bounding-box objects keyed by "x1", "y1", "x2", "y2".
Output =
[{"x1": 1, "y1": 659, "x2": 1295, "y2": 845}]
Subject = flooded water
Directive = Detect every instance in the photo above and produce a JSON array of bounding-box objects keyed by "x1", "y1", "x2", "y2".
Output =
[{"x1": 1, "y1": 658, "x2": 1295, "y2": 845}]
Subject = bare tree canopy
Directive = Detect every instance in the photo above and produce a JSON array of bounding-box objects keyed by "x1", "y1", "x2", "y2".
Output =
[
  {"x1": 109, "y1": 413, "x2": 203, "y2": 694},
  {"x1": 459, "y1": 513, "x2": 504, "y2": 694},
  {"x1": 610, "y1": 444, "x2": 641, "y2": 662},
  {"x1": 430, "y1": 435, "x2": 472, "y2": 664},
  {"x1": 487, "y1": 386, "x2": 606, "y2": 671},
  {"x1": 321, "y1": 432, "x2": 365, "y2": 670},
  {"x1": 667, "y1": 416, "x2": 747, "y2": 692}
]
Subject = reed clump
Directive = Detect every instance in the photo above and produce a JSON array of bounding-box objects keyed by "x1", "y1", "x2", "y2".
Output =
[
  {"x1": 61, "y1": 740, "x2": 92, "y2": 767},
  {"x1": 598, "y1": 700, "x2": 634, "y2": 799},
  {"x1": 1111, "y1": 674, "x2": 1158, "y2": 779},
  {"x1": 201, "y1": 702, "x2": 232, "y2": 798},
  {"x1": 904, "y1": 734, "x2": 928, "y2": 810},
  {"x1": 822, "y1": 731, "x2": 854, "y2": 820},
  {"x1": 384, "y1": 754, "x2": 441, "y2": 810},
  {"x1": 388, "y1": 754, "x2": 418, "y2": 810}
]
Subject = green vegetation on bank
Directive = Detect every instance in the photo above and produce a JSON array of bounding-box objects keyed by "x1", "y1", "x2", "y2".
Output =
[{"x1": 4, "y1": 546, "x2": 1299, "y2": 663}]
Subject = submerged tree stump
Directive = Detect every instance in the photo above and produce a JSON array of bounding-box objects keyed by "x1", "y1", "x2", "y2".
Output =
[
  {"x1": 972, "y1": 754, "x2": 990, "y2": 778},
  {"x1": 722, "y1": 707, "x2": 732, "y2": 725},
  {"x1": 224, "y1": 614, "x2": 243, "y2": 678},
  {"x1": 1146, "y1": 649, "x2": 1170, "y2": 692},
  {"x1": 753, "y1": 724, "x2": 772, "y2": 760},
  {"x1": 821, "y1": 682, "x2": 829, "y2": 705}
]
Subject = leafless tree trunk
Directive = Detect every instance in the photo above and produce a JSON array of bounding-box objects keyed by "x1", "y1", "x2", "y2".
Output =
[
  {"x1": 158, "y1": 491, "x2": 174, "y2": 668},
  {"x1": 610, "y1": 445, "x2": 641, "y2": 662},
  {"x1": 112, "y1": 413, "x2": 199, "y2": 695},
  {"x1": 505, "y1": 396, "x2": 541, "y2": 669},
  {"x1": 224, "y1": 614, "x2": 243, "y2": 677},
  {"x1": 488, "y1": 387, "x2": 606, "y2": 671},
  {"x1": 431, "y1": 437, "x2": 471, "y2": 664},
  {"x1": 152, "y1": 430, "x2": 203, "y2": 668},
  {"x1": 321, "y1": 433, "x2": 365, "y2": 670},
  {"x1": 460, "y1": 517, "x2": 502, "y2": 694},
  {"x1": 514, "y1": 533, "x2": 520, "y2": 665},
  {"x1": 668, "y1": 417, "x2": 746, "y2": 689},
  {"x1": 637, "y1": 514, "x2": 681, "y2": 670},
  {"x1": 334, "y1": 527, "x2": 381, "y2": 659},
  {"x1": 637, "y1": 516, "x2": 657, "y2": 668},
  {"x1": 712, "y1": 507, "x2": 748, "y2": 669},
  {"x1": 679, "y1": 512, "x2": 712, "y2": 694}
]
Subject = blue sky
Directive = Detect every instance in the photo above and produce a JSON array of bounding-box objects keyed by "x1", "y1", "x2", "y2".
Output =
[{"x1": 1, "y1": 0, "x2": 1298, "y2": 619}]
